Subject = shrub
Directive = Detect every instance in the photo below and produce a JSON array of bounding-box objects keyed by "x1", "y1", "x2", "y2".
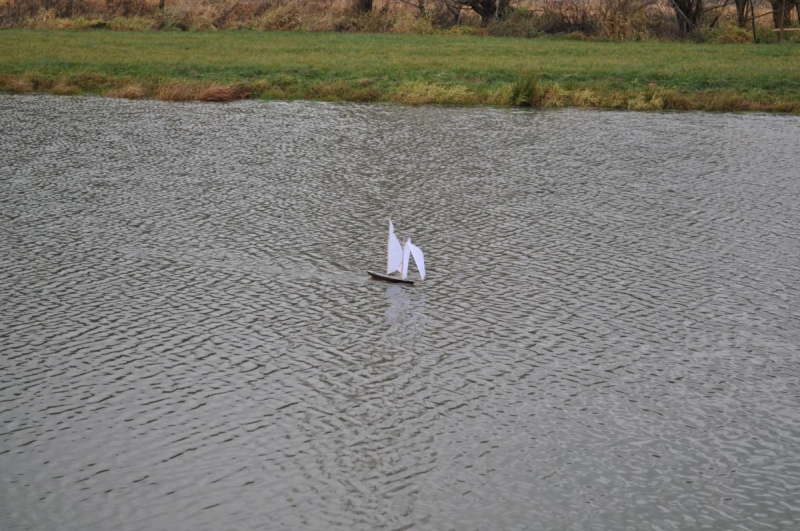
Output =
[
  {"x1": 155, "y1": 4, "x2": 193, "y2": 30},
  {"x1": 105, "y1": 15, "x2": 156, "y2": 29},
  {"x1": 446, "y1": 24, "x2": 486, "y2": 36},
  {"x1": 257, "y1": 3, "x2": 303, "y2": 31},
  {"x1": 486, "y1": 8, "x2": 541, "y2": 37},
  {"x1": 597, "y1": 0, "x2": 659, "y2": 39},
  {"x1": 538, "y1": 0, "x2": 666, "y2": 39},
  {"x1": 704, "y1": 25, "x2": 752, "y2": 43},
  {"x1": 105, "y1": 0, "x2": 149, "y2": 17},
  {"x1": 391, "y1": 12, "x2": 434, "y2": 34},
  {"x1": 540, "y1": 0, "x2": 599, "y2": 35},
  {"x1": 755, "y1": 25, "x2": 779, "y2": 43}
]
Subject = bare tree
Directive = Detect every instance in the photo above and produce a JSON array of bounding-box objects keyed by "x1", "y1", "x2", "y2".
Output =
[
  {"x1": 353, "y1": 0, "x2": 373, "y2": 14},
  {"x1": 431, "y1": 0, "x2": 464, "y2": 25},
  {"x1": 399, "y1": 0, "x2": 427, "y2": 16},
  {"x1": 768, "y1": 0, "x2": 799, "y2": 28},
  {"x1": 733, "y1": 0, "x2": 748, "y2": 27},
  {"x1": 445, "y1": 0, "x2": 512, "y2": 25},
  {"x1": 671, "y1": 0, "x2": 703, "y2": 35}
]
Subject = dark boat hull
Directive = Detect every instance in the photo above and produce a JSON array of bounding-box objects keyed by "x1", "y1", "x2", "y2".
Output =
[{"x1": 367, "y1": 271, "x2": 417, "y2": 285}]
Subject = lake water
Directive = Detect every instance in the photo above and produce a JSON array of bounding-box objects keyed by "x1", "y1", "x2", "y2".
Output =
[{"x1": 1, "y1": 95, "x2": 799, "y2": 531}]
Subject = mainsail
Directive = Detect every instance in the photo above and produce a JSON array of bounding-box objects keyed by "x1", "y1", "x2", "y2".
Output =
[{"x1": 387, "y1": 220, "x2": 403, "y2": 275}]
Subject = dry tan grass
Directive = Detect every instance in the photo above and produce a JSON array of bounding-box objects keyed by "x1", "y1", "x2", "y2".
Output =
[
  {"x1": 351, "y1": 86, "x2": 384, "y2": 101},
  {"x1": 659, "y1": 90, "x2": 693, "y2": 110},
  {"x1": 196, "y1": 83, "x2": 237, "y2": 102},
  {"x1": 487, "y1": 85, "x2": 513, "y2": 105},
  {"x1": 108, "y1": 82, "x2": 149, "y2": 99},
  {"x1": 542, "y1": 83, "x2": 569, "y2": 107},
  {"x1": 701, "y1": 93, "x2": 760, "y2": 112},
  {"x1": 626, "y1": 90, "x2": 664, "y2": 110},
  {"x1": 156, "y1": 82, "x2": 197, "y2": 101},
  {"x1": 569, "y1": 88, "x2": 596, "y2": 106},
  {"x1": 52, "y1": 80, "x2": 80, "y2": 95},
  {"x1": 152, "y1": 82, "x2": 253, "y2": 102},
  {"x1": 391, "y1": 81, "x2": 477, "y2": 105},
  {"x1": 0, "y1": 75, "x2": 35, "y2": 93}
]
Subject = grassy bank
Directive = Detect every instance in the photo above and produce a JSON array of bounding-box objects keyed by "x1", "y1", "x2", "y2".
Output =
[{"x1": 1, "y1": 29, "x2": 799, "y2": 111}]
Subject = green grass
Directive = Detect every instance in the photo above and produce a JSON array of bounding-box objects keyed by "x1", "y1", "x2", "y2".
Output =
[{"x1": 1, "y1": 29, "x2": 799, "y2": 111}]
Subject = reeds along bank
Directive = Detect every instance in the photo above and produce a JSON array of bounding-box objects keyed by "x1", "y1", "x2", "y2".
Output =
[{"x1": 1, "y1": 0, "x2": 798, "y2": 41}]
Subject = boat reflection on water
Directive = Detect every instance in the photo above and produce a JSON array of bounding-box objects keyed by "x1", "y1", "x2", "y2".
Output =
[{"x1": 383, "y1": 283, "x2": 427, "y2": 328}]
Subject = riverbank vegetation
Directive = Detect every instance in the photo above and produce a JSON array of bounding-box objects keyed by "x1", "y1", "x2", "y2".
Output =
[
  {"x1": 1, "y1": 29, "x2": 798, "y2": 111},
  {"x1": 2, "y1": 0, "x2": 799, "y2": 111},
  {"x1": 1, "y1": 0, "x2": 800, "y2": 41}
]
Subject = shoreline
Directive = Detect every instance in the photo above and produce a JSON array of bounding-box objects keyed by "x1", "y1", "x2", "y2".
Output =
[
  {"x1": 2, "y1": 30, "x2": 799, "y2": 113},
  {"x1": 4, "y1": 76, "x2": 799, "y2": 113}
]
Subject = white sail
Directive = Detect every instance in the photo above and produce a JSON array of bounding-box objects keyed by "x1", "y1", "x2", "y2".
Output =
[
  {"x1": 400, "y1": 237, "x2": 411, "y2": 280},
  {"x1": 387, "y1": 220, "x2": 403, "y2": 275},
  {"x1": 408, "y1": 241, "x2": 425, "y2": 281}
]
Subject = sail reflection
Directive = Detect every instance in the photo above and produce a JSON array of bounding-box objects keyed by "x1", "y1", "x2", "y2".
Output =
[{"x1": 384, "y1": 284, "x2": 427, "y2": 328}]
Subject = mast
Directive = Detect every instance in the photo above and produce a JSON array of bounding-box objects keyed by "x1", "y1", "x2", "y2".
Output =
[
  {"x1": 386, "y1": 220, "x2": 392, "y2": 275},
  {"x1": 400, "y1": 237, "x2": 411, "y2": 280}
]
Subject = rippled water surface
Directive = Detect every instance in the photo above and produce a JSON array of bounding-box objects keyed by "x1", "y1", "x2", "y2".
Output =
[{"x1": 2, "y1": 95, "x2": 799, "y2": 530}]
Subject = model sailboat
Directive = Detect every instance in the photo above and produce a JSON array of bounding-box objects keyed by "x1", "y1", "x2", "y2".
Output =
[{"x1": 368, "y1": 220, "x2": 426, "y2": 284}]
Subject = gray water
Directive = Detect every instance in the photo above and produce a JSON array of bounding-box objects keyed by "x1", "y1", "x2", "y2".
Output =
[{"x1": 1, "y1": 94, "x2": 799, "y2": 531}]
